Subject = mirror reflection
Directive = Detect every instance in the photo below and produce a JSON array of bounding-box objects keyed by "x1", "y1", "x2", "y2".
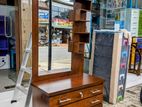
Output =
[{"x1": 38, "y1": 0, "x2": 73, "y2": 76}]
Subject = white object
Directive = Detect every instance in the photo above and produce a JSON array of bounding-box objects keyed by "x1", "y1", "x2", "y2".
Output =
[
  {"x1": 0, "y1": 54, "x2": 10, "y2": 70},
  {"x1": 11, "y1": 33, "x2": 32, "y2": 107},
  {"x1": 125, "y1": 9, "x2": 140, "y2": 36}
]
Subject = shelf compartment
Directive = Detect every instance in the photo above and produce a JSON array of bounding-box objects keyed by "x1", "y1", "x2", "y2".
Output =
[
  {"x1": 74, "y1": 9, "x2": 91, "y2": 21},
  {"x1": 73, "y1": 42, "x2": 85, "y2": 54},
  {"x1": 68, "y1": 41, "x2": 85, "y2": 54},
  {"x1": 75, "y1": 0, "x2": 92, "y2": 10},
  {"x1": 75, "y1": 9, "x2": 87, "y2": 21},
  {"x1": 75, "y1": 20, "x2": 90, "y2": 22},
  {"x1": 74, "y1": 21, "x2": 90, "y2": 32},
  {"x1": 73, "y1": 33, "x2": 90, "y2": 43},
  {"x1": 79, "y1": 34, "x2": 90, "y2": 43}
]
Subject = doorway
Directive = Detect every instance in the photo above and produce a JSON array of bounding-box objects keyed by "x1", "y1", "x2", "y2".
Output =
[{"x1": 0, "y1": 0, "x2": 21, "y2": 92}]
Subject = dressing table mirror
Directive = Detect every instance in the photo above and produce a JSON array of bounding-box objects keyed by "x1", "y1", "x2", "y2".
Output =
[{"x1": 32, "y1": 0, "x2": 104, "y2": 107}]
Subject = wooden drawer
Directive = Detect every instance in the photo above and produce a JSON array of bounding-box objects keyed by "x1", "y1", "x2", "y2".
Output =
[
  {"x1": 64, "y1": 94, "x2": 103, "y2": 107},
  {"x1": 49, "y1": 84, "x2": 103, "y2": 106},
  {"x1": 83, "y1": 84, "x2": 103, "y2": 98}
]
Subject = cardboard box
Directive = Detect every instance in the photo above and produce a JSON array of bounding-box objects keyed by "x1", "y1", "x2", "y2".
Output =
[{"x1": 0, "y1": 0, "x2": 7, "y2": 5}]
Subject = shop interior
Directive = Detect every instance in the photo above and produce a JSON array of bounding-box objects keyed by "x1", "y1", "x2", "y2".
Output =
[{"x1": 0, "y1": 0, "x2": 18, "y2": 93}]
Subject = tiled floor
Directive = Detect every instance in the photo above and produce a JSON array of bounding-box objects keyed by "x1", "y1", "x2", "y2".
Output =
[
  {"x1": 0, "y1": 70, "x2": 15, "y2": 92},
  {"x1": 104, "y1": 84, "x2": 142, "y2": 107}
]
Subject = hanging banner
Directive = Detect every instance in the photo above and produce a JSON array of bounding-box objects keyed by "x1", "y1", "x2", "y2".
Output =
[{"x1": 52, "y1": 18, "x2": 72, "y2": 29}]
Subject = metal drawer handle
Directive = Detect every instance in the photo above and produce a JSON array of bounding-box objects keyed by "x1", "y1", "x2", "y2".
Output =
[
  {"x1": 59, "y1": 98, "x2": 71, "y2": 104},
  {"x1": 79, "y1": 92, "x2": 84, "y2": 98},
  {"x1": 90, "y1": 90, "x2": 101, "y2": 94},
  {"x1": 91, "y1": 100, "x2": 100, "y2": 104}
]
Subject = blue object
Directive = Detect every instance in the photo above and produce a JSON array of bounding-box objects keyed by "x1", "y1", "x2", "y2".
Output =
[
  {"x1": 0, "y1": 16, "x2": 10, "y2": 36},
  {"x1": 0, "y1": 37, "x2": 9, "y2": 56},
  {"x1": 10, "y1": 50, "x2": 16, "y2": 69}
]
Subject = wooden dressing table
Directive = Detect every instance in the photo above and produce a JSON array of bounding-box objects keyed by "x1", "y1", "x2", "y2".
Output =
[{"x1": 32, "y1": 0, "x2": 104, "y2": 107}]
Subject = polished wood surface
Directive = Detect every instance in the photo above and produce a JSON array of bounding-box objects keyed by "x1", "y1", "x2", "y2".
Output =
[
  {"x1": 32, "y1": 73, "x2": 103, "y2": 97},
  {"x1": 15, "y1": 0, "x2": 22, "y2": 72},
  {"x1": 63, "y1": 94, "x2": 103, "y2": 107},
  {"x1": 32, "y1": 73, "x2": 104, "y2": 107},
  {"x1": 32, "y1": 0, "x2": 39, "y2": 82},
  {"x1": 49, "y1": 84, "x2": 103, "y2": 106}
]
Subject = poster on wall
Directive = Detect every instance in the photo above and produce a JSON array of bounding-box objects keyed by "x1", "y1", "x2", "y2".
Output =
[{"x1": 138, "y1": 10, "x2": 142, "y2": 36}]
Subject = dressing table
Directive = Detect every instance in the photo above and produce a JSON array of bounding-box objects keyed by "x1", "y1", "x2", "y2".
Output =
[{"x1": 32, "y1": 0, "x2": 104, "y2": 107}]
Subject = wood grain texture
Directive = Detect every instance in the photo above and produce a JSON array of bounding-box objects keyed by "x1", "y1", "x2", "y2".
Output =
[
  {"x1": 48, "y1": 84, "x2": 103, "y2": 106},
  {"x1": 15, "y1": 0, "x2": 22, "y2": 72},
  {"x1": 32, "y1": 73, "x2": 104, "y2": 97},
  {"x1": 32, "y1": 73, "x2": 104, "y2": 107},
  {"x1": 63, "y1": 95, "x2": 103, "y2": 107},
  {"x1": 109, "y1": 33, "x2": 122, "y2": 104},
  {"x1": 32, "y1": 0, "x2": 39, "y2": 82}
]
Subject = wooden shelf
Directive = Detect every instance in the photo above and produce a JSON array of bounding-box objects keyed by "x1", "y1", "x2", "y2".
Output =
[
  {"x1": 74, "y1": 42, "x2": 85, "y2": 54},
  {"x1": 68, "y1": 41, "x2": 85, "y2": 54},
  {"x1": 74, "y1": 32, "x2": 90, "y2": 34},
  {"x1": 75, "y1": 0, "x2": 92, "y2": 10},
  {"x1": 75, "y1": 20, "x2": 90, "y2": 22},
  {"x1": 80, "y1": 9, "x2": 90, "y2": 12},
  {"x1": 74, "y1": 9, "x2": 91, "y2": 21}
]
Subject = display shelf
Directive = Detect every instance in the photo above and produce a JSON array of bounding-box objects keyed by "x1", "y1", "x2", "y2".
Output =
[
  {"x1": 74, "y1": 9, "x2": 91, "y2": 21},
  {"x1": 79, "y1": 34, "x2": 89, "y2": 43},
  {"x1": 73, "y1": 42, "x2": 85, "y2": 54},
  {"x1": 75, "y1": 20, "x2": 90, "y2": 22},
  {"x1": 68, "y1": 41, "x2": 87, "y2": 54},
  {"x1": 75, "y1": 0, "x2": 92, "y2": 10}
]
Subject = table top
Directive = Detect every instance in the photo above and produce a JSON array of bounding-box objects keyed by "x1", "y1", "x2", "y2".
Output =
[{"x1": 32, "y1": 73, "x2": 104, "y2": 97}]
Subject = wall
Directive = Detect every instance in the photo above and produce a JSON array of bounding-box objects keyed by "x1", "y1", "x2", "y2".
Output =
[{"x1": 21, "y1": 1, "x2": 32, "y2": 67}]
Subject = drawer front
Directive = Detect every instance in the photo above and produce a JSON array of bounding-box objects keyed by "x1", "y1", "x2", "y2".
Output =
[
  {"x1": 64, "y1": 94, "x2": 103, "y2": 107},
  {"x1": 83, "y1": 85, "x2": 103, "y2": 98},
  {"x1": 49, "y1": 84, "x2": 103, "y2": 107}
]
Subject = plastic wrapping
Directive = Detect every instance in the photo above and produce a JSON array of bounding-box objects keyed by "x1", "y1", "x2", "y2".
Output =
[{"x1": 93, "y1": 32, "x2": 114, "y2": 102}]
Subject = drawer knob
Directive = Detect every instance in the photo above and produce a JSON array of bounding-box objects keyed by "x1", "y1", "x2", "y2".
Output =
[
  {"x1": 59, "y1": 98, "x2": 71, "y2": 104},
  {"x1": 79, "y1": 92, "x2": 84, "y2": 98},
  {"x1": 90, "y1": 90, "x2": 101, "y2": 94},
  {"x1": 91, "y1": 100, "x2": 100, "y2": 104}
]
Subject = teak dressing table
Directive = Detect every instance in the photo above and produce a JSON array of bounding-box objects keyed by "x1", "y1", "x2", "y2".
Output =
[{"x1": 32, "y1": 0, "x2": 104, "y2": 107}]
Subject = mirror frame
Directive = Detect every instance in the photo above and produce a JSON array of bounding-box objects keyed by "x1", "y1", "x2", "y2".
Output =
[{"x1": 32, "y1": 0, "x2": 73, "y2": 82}]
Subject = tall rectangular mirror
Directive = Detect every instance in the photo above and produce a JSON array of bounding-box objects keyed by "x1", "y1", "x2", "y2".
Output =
[{"x1": 38, "y1": 0, "x2": 73, "y2": 76}]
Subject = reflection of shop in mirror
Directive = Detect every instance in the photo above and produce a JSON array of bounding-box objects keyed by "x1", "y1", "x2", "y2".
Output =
[{"x1": 38, "y1": 0, "x2": 72, "y2": 76}]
